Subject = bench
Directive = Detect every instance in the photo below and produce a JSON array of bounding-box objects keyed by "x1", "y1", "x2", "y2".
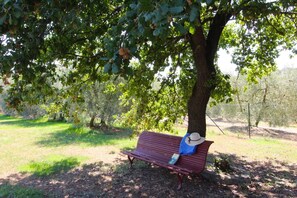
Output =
[{"x1": 122, "y1": 131, "x2": 214, "y2": 189}]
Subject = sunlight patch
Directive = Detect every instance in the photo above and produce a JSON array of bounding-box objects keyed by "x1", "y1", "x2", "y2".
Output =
[{"x1": 19, "y1": 155, "x2": 87, "y2": 177}]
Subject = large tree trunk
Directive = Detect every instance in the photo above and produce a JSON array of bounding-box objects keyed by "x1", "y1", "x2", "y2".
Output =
[
  {"x1": 187, "y1": 12, "x2": 232, "y2": 137},
  {"x1": 187, "y1": 27, "x2": 213, "y2": 137}
]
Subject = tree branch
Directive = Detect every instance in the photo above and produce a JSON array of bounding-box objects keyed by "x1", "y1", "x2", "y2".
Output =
[{"x1": 206, "y1": 11, "x2": 232, "y2": 72}]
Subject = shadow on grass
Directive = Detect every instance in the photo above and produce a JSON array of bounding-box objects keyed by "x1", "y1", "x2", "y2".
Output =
[
  {"x1": 36, "y1": 126, "x2": 133, "y2": 147},
  {"x1": 0, "y1": 183, "x2": 46, "y2": 197},
  {"x1": 1, "y1": 153, "x2": 296, "y2": 197},
  {"x1": 20, "y1": 157, "x2": 81, "y2": 177},
  {"x1": 0, "y1": 115, "x2": 66, "y2": 128}
]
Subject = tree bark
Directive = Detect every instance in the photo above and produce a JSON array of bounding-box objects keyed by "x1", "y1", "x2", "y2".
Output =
[
  {"x1": 90, "y1": 114, "x2": 96, "y2": 128},
  {"x1": 187, "y1": 12, "x2": 232, "y2": 137},
  {"x1": 255, "y1": 80, "x2": 268, "y2": 127},
  {"x1": 187, "y1": 27, "x2": 212, "y2": 137}
]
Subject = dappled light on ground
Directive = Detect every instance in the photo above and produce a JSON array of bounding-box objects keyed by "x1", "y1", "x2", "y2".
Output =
[
  {"x1": 0, "y1": 153, "x2": 296, "y2": 197},
  {"x1": 1, "y1": 115, "x2": 296, "y2": 197},
  {"x1": 207, "y1": 153, "x2": 297, "y2": 197}
]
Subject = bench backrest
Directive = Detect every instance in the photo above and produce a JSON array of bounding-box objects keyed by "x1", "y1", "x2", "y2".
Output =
[{"x1": 135, "y1": 131, "x2": 213, "y2": 174}]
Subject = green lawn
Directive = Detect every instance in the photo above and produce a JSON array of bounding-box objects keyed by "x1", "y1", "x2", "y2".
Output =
[{"x1": 0, "y1": 115, "x2": 137, "y2": 177}]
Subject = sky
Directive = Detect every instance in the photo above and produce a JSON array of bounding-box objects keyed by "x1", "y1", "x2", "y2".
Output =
[{"x1": 218, "y1": 49, "x2": 297, "y2": 75}]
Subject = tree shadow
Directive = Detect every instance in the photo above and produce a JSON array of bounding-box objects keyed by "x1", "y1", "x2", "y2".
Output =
[
  {"x1": 35, "y1": 127, "x2": 133, "y2": 147},
  {"x1": 0, "y1": 159, "x2": 231, "y2": 197},
  {"x1": 206, "y1": 152, "x2": 297, "y2": 197},
  {"x1": 1, "y1": 153, "x2": 296, "y2": 197}
]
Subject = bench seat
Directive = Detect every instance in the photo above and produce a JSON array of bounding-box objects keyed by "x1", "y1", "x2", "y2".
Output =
[{"x1": 122, "y1": 131, "x2": 213, "y2": 189}]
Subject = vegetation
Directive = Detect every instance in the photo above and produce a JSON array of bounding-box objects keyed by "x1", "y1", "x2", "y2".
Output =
[
  {"x1": 19, "y1": 156, "x2": 84, "y2": 177},
  {"x1": 0, "y1": 184, "x2": 46, "y2": 198},
  {"x1": 0, "y1": 114, "x2": 296, "y2": 176},
  {"x1": 0, "y1": 115, "x2": 296, "y2": 196},
  {"x1": 1, "y1": 1, "x2": 296, "y2": 137},
  {"x1": 207, "y1": 68, "x2": 297, "y2": 126},
  {"x1": 0, "y1": 115, "x2": 136, "y2": 176}
]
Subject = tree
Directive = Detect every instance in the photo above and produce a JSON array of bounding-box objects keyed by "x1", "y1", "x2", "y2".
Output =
[
  {"x1": 77, "y1": 78, "x2": 124, "y2": 128},
  {"x1": 1, "y1": 0, "x2": 297, "y2": 137},
  {"x1": 207, "y1": 68, "x2": 297, "y2": 127}
]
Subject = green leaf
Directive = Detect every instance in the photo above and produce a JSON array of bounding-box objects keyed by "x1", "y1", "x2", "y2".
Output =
[
  {"x1": 0, "y1": 15, "x2": 7, "y2": 25},
  {"x1": 160, "y1": 3, "x2": 169, "y2": 14},
  {"x1": 173, "y1": 22, "x2": 187, "y2": 34},
  {"x1": 189, "y1": 25, "x2": 195, "y2": 34},
  {"x1": 138, "y1": 24, "x2": 145, "y2": 34},
  {"x1": 206, "y1": 0, "x2": 213, "y2": 5},
  {"x1": 13, "y1": 10, "x2": 22, "y2": 18},
  {"x1": 169, "y1": 6, "x2": 184, "y2": 14},
  {"x1": 153, "y1": 28, "x2": 161, "y2": 36},
  {"x1": 143, "y1": 13, "x2": 153, "y2": 21},
  {"x1": 189, "y1": 6, "x2": 199, "y2": 22},
  {"x1": 129, "y1": 3, "x2": 137, "y2": 9},
  {"x1": 112, "y1": 63, "x2": 119, "y2": 73},
  {"x1": 104, "y1": 63, "x2": 111, "y2": 73}
]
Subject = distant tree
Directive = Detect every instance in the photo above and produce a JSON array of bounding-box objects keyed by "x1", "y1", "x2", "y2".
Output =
[
  {"x1": 264, "y1": 68, "x2": 297, "y2": 126},
  {"x1": 210, "y1": 68, "x2": 297, "y2": 127},
  {"x1": 79, "y1": 79, "x2": 124, "y2": 128},
  {"x1": 1, "y1": 0, "x2": 297, "y2": 136}
]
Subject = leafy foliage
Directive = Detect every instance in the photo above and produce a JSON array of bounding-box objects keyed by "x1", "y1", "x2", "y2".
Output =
[{"x1": 1, "y1": 0, "x2": 297, "y2": 134}]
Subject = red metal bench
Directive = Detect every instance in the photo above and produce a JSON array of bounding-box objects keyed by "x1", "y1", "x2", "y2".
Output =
[{"x1": 122, "y1": 131, "x2": 213, "y2": 189}]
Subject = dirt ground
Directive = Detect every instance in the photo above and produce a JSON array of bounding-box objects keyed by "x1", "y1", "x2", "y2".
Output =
[
  {"x1": 206, "y1": 117, "x2": 297, "y2": 141},
  {"x1": 1, "y1": 149, "x2": 296, "y2": 197},
  {"x1": 0, "y1": 121, "x2": 296, "y2": 197}
]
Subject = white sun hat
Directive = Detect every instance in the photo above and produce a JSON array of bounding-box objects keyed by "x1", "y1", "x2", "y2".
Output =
[{"x1": 185, "y1": 132, "x2": 205, "y2": 146}]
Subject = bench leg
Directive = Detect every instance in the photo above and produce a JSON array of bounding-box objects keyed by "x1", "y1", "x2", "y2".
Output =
[
  {"x1": 128, "y1": 156, "x2": 135, "y2": 168},
  {"x1": 177, "y1": 173, "x2": 184, "y2": 190}
]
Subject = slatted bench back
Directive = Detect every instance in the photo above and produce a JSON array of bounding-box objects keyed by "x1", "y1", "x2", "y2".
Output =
[{"x1": 135, "y1": 131, "x2": 213, "y2": 174}]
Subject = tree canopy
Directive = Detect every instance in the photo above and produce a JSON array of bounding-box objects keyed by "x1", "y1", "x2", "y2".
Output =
[{"x1": 1, "y1": 0, "x2": 296, "y2": 136}]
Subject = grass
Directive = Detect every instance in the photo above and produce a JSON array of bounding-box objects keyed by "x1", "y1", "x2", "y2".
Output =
[
  {"x1": 0, "y1": 184, "x2": 46, "y2": 198},
  {"x1": 0, "y1": 114, "x2": 296, "y2": 177},
  {"x1": 204, "y1": 126, "x2": 297, "y2": 163},
  {"x1": 19, "y1": 155, "x2": 87, "y2": 177},
  {"x1": 0, "y1": 115, "x2": 137, "y2": 176}
]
